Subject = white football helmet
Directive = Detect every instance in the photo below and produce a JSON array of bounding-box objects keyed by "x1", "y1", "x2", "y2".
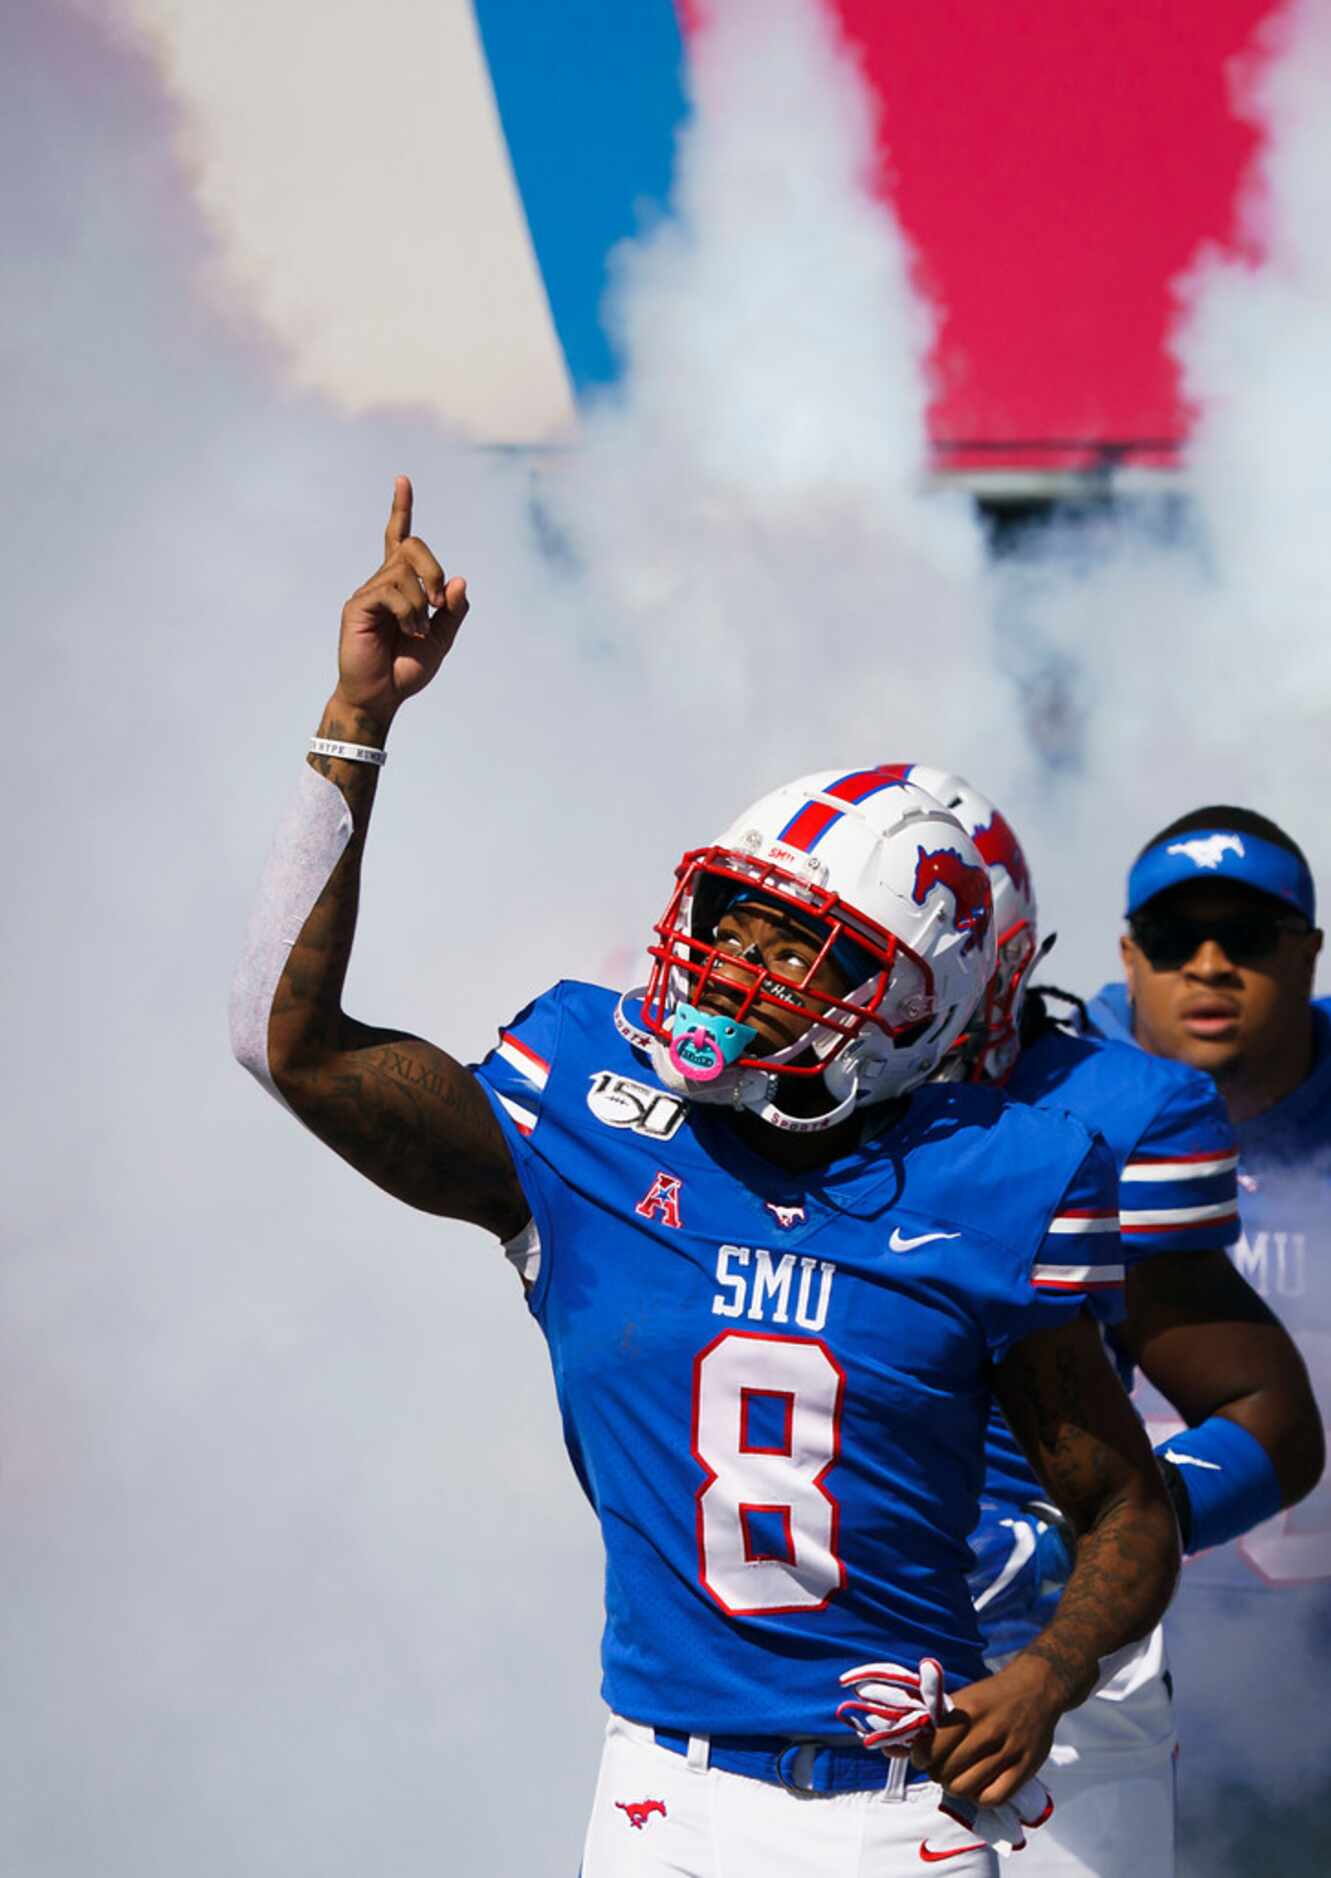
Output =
[
  {"x1": 890, "y1": 765, "x2": 1038, "y2": 1082},
  {"x1": 634, "y1": 766, "x2": 997, "y2": 1133}
]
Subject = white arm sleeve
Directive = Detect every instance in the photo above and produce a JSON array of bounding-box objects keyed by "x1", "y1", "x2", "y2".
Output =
[{"x1": 228, "y1": 764, "x2": 353, "y2": 1108}]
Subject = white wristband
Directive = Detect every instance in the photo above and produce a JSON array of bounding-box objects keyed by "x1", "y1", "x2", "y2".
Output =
[{"x1": 308, "y1": 737, "x2": 387, "y2": 767}]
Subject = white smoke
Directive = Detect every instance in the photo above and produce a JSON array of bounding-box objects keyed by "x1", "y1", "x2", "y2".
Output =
[
  {"x1": 6, "y1": 0, "x2": 1330, "y2": 1873},
  {"x1": 1177, "y1": 0, "x2": 1331, "y2": 640},
  {"x1": 553, "y1": 0, "x2": 990, "y2": 800},
  {"x1": 990, "y1": 11, "x2": 1331, "y2": 1867},
  {"x1": 989, "y1": 0, "x2": 1331, "y2": 997}
]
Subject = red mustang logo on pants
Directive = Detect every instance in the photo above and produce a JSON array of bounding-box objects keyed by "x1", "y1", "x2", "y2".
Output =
[
  {"x1": 912, "y1": 845, "x2": 993, "y2": 956},
  {"x1": 616, "y1": 1798, "x2": 668, "y2": 1831}
]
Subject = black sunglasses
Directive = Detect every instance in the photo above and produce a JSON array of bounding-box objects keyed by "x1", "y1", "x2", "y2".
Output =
[{"x1": 1131, "y1": 910, "x2": 1309, "y2": 971}]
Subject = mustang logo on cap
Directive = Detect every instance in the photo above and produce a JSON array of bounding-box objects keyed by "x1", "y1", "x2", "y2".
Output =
[{"x1": 1166, "y1": 834, "x2": 1244, "y2": 870}]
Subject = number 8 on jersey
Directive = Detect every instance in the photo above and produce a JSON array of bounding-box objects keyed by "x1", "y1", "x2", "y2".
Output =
[{"x1": 692, "y1": 1330, "x2": 847, "y2": 1614}]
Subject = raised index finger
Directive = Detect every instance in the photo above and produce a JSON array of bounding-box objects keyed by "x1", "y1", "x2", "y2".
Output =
[{"x1": 384, "y1": 474, "x2": 413, "y2": 558}]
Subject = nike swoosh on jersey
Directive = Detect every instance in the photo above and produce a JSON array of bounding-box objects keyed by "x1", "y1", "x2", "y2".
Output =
[
  {"x1": 971, "y1": 1519, "x2": 1036, "y2": 1612},
  {"x1": 919, "y1": 1841, "x2": 988, "y2": 1862},
  {"x1": 1162, "y1": 1449, "x2": 1223, "y2": 1471},
  {"x1": 889, "y1": 1228, "x2": 962, "y2": 1253}
]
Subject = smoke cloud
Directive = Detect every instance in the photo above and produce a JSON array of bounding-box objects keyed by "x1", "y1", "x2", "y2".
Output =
[
  {"x1": 987, "y1": 0, "x2": 1331, "y2": 981},
  {"x1": 5, "y1": 0, "x2": 1327, "y2": 1873}
]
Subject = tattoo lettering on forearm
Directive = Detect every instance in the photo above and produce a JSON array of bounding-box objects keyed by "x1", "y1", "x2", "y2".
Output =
[{"x1": 376, "y1": 1044, "x2": 457, "y2": 1103}]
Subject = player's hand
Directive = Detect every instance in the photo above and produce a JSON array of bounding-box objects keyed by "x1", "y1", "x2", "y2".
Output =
[
  {"x1": 334, "y1": 476, "x2": 470, "y2": 732},
  {"x1": 838, "y1": 1656, "x2": 1054, "y2": 1852},
  {"x1": 912, "y1": 1653, "x2": 1062, "y2": 1805}
]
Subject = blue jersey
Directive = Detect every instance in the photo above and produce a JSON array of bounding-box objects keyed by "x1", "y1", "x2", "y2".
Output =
[
  {"x1": 982, "y1": 1022, "x2": 1239, "y2": 1506},
  {"x1": 972, "y1": 1017, "x2": 1238, "y2": 1654},
  {"x1": 1084, "y1": 985, "x2": 1331, "y2": 1598},
  {"x1": 1083, "y1": 986, "x2": 1331, "y2": 1806},
  {"x1": 473, "y1": 980, "x2": 1120, "y2": 1738}
]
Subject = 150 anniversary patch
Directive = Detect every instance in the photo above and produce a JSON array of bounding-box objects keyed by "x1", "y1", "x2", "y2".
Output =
[{"x1": 586, "y1": 1071, "x2": 687, "y2": 1140}]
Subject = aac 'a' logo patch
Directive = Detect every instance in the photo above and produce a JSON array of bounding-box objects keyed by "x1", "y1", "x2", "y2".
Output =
[
  {"x1": 586, "y1": 1071, "x2": 686, "y2": 1141},
  {"x1": 636, "y1": 1172, "x2": 683, "y2": 1229}
]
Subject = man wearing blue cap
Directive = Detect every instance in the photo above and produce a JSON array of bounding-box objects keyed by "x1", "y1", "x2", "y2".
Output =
[
  {"x1": 1085, "y1": 805, "x2": 1331, "y2": 1875},
  {"x1": 1096, "y1": 806, "x2": 1326, "y2": 1130}
]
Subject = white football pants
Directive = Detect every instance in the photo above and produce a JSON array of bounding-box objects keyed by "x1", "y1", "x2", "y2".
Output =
[
  {"x1": 1008, "y1": 1628, "x2": 1176, "y2": 1878},
  {"x1": 580, "y1": 1713, "x2": 998, "y2": 1878}
]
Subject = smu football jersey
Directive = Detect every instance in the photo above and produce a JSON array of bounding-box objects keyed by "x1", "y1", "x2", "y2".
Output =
[
  {"x1": 1082, "y1": 988, "x2": 1331, "y2": 1828},
  {"x1": 1085, "y1": 985, "x2": 1331, "y2": 1598},
  {"x1": 971, "y1": 1015, "x2": 1239, "y2": 1656},
  {"x1": 473, "y1": 980, "x2": 1121, "y2": 1738}
]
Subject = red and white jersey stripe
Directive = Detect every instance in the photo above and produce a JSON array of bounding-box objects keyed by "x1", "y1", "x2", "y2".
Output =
[
  {"x1": 495, "y1": 1091, "x2": 538, "y2": 1138},
  {"x1": 1122, "y1": 1149, "x2": 1239, "y2": 1182},
  {"x1": 1031, "y1": 1259, "x2": 1126, "y2": 1292},
  {"x1": 1118, "y1": 1144, "x2": 1240, "y2": 1249},
  {"x1": 1031, "y1": 1192, "x2": 1124, "y2": 1298},
  {"x1": 495, "y1": 1030, "x2": 551, "y2": 1091},
  {"x1": 475, "y1": 1020, "x2": 555, "y2": 1145}
]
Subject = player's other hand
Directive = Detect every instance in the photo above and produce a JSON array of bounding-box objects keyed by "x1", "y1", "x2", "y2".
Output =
[
  {"x1": 335, "y1": 476, "x2": 469, "y2": 733},
  {"x1": 912, "y1": 1653, "x2": 1061, "y2": 1805}
]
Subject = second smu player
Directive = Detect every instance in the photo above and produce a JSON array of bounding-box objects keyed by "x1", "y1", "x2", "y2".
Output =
[
  {"x1": 230, "y1": 482, "x2": 1180, "y2": 1877},
  {"x1": 1085, "y1": 807, "x2": 1329, "y2": 1876},
  {"x1": 892, "y1": 764, "x2": 1321, "y2": 1878}
]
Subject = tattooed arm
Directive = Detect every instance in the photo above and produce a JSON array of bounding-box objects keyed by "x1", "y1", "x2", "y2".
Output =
[
  {"x1": 995, "y1": 1314, "x2": 1179, "y2": 1699},
  {"x1": 916, "y1": 1313, "x2": 1179, "y2": 1805},
  {"x1": 247, "y1": 478, "x2": 528, "y2": 1240}
]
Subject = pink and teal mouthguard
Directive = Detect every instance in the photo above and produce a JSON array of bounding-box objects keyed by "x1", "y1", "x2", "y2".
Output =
[{"x1": 667, "y1": 1003, "x2": 759, "y2": 1083}]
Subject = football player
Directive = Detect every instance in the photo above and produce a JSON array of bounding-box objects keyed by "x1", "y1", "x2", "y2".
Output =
[
  {"x1": 230, "y1": 482, "x2": 1179, "y2": 1878},
  {"x1": 1085, "y1": 808, "x2": 1330, "y2": 1876},
  {"x1": 894, "y1": 766, "x2": 1324, "y2": 1878}
]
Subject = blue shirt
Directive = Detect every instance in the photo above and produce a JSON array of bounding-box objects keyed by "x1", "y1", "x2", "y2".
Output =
[
  {"x1": 1081, "y1": 987, "x2": 1331, "y2": 1801},
  {"x1": 473, "y1": 980, "x2": 1121, "y2": 1737},
  {"x1": 1083, "y1": 985, "x2": 1331, "y2": 1596},
  {"x1": 973, "y1": 1017, "x2": 1238, "y2": 1654}
]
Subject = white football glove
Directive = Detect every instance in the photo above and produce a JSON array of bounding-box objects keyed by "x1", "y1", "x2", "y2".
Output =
[
  {"x1": 836, "y1": 1656, "x2": 1053, "y2": 1855},
  {"x1": 937, "y1": 1779, "x2": 1054, "y2": 1854}
]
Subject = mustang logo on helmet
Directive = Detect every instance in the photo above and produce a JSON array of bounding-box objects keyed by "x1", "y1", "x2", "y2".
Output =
[
  {"x1": 912, "y1": 846, "x2": 993, "y2": 956},
  {"x1": 893, "y1": 765, "x2": 1039, "y2": 1085},
  {"x1": 971, "y1": 811, "x2": 1033, "y2": 903}
]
